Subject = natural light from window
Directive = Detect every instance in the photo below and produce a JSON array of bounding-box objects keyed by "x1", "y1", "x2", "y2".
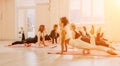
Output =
[{"x1": 69, "y1": 0, "x2": 104, "y2": 24}]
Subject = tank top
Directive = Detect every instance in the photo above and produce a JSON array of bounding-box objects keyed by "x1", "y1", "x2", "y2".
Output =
[{"x1": 64, "y1": 24, "x2": 72, "y2": 40}]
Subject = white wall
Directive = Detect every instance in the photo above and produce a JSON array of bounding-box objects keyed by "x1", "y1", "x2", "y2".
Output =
[
  {"x1": 104, "y1": 0, "x2": 120, "y2": 42},
  {"x1": 49, "y1": 0, "x2": 69, "y2": 27},
  {"x1": 0, "y1": 0, "x2": 69, "y2": 40},
  {"x1": 36, "y1": 3, "x2": 51, "y2": 34},
  {"x1": 49, "y1": 0, "x2": 120, "y2": 42},
  {"x1": 0, "y1": 0, "x2": 120, "y2": 42},
  {"x1": 36, "y1": 0, "x2": 69, "y2": 34},
  {"x1": 0, "y1": 0, "x2": 15, "y2": 40},
  {"x1": 16, "y1": 0, "x2": 35, "y2": 7},
  {"x1": 0, "y1": 0, "x2": 3, "y2": 39},
  {"x1": 50, "y1": 0, "x2": 60, "y2": 27}
]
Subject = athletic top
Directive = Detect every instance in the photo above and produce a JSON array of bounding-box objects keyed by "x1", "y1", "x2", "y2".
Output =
[{"x1": 64, "y1": 24, "x2": 72, "y2": 40}]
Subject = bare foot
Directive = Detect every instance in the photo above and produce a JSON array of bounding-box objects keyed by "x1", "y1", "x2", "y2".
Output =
[
  {"x1": 25, "y1": 44, "x2": 31, "y2": 47},
  {"x1": 63, "y1": 50, "x2": 67, "y2": 52},
  {"x1": 83, "y1": 49, "x2": 90, "y2": 55},
  {"x1": 109, "y1": 46, "x2": 116, "y2": 50},
  {"x1": 59, "y1": 51, "x2": 64, "y2": 54},
  {"x1": 107, "y1": 50, "x2": 117, "y2": 55},
  {"x1": 7, "y1": 44, "x2": 12, "y2": 46},
  {"x1": 44, "y1": 44, "x2": 48, "y2": 47}
]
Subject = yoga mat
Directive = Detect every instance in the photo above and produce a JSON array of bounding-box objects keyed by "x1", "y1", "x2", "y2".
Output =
[
  {"x1": 48, "y1": 51, "x2": 120, "y2": 57},
  {"x1": 5, "y1": 45, "x2": 43, "y2": 48}
]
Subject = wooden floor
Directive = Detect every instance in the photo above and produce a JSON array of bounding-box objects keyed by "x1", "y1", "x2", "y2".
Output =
[{"x1": 0, "y1": 41, "x2": 120, "y2": 66}]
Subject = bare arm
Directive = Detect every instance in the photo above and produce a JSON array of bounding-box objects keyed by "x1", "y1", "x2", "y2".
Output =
[
  {"x1": 37, "y1": 32, "x2": 40, "y2": 45},
  {"x1": 61, "y1": 29, "x2": 66, "y2": 45},
  {"x1": 41, "y1": 32, "x2": 45, "y2": 44}
]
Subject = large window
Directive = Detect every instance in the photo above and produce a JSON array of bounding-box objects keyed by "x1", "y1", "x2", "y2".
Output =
[
  {"x1": 16, "y1": 0, "x2": 50, "y2": 39},
  {"x1": 16, "y1": 0, "x2": 36, "y2": 38},
  {"x1": 69, "y1": 0, "x2": 104, "y2": 24}
]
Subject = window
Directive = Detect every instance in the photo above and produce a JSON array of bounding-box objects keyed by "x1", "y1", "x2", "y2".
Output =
[
  {"x1": 69, "y1": 0, "x2": 104, "y2": 24},
  {"x1": 16, "y1": 0, "x2": 36, "y2": 38}
]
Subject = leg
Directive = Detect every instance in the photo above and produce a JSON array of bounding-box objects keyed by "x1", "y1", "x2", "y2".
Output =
[
  {"x1": 55, "y1": 38, "x2": 57, "y2": 44},
  {"x1": 106, "y1": 41, "x2": 115, "y2": 50},
  {"x1": 96, "y1": 40, "x2": 115, "y2": 50},
  {"x1": 8, "y1": 41, "x2": 24, "y2": 46},
  {"x1": 61, "y1": 43, "x2": 64, "y2": 54},
  {"x1": 96, "y1": 40, "x2": 109, "y2": 47},
  {"x1": 22, "y1": 34, "x2": 25, "y2": 41},
  {"x1": 52, "y1": 38, "x2": 54, "y2": 44},
  {"x1": 41, "y1": 40, "x2": 47, "y2": 47},
  {"x1": 64, "y1": 43, "x2": 68, "y2": 52},
  {"x1": 64, "y1": 39, "x2": 69, "y2": 52},
  {"x1": 69, "y1": 39, "x2": 117, "y2": 55}
]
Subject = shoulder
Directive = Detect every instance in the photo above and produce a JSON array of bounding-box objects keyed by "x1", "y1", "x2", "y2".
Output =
[
  {"x1": 37, "y1": 31, "x2": 42, "y2": 35},
  {"x1": 38, "y1": 31, "x2": 40, "y2": 34},
  {"x1": 51, "y1": 30, "x2": 55, "y2": 32}
]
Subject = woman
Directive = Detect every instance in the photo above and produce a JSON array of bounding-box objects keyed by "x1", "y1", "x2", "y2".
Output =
[
  {"x1": 8, "y1": 27, "x2": 25, "y2": 46},
  {"x1": 24, "y1": 25, "x2": 47, "y2": 47},
  {"x1": 36, "y1": 25, "x2": 47, "y2": 47},
  {"x1": 20, "y1": 27, "x2": 25, "y2": 41},
  {"x1": 59, "y1": 17, "x2": 117, "y2": 55},
  {"x1": 8, "y1": 25, "x2": 47, "y2": 47},
  {"x1": 59, "y1": 17, "x2": 70, "y2": 53},
  {"x1": 49, "y1": 24, "x2": 59, "y2": 44},
  {"x1": 95, "y1": 27, "x2": 115, "y2": 49}
]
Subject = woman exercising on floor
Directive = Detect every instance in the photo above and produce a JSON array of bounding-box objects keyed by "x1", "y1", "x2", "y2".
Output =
[{"x1": 59, "y1": 17, "x2": 117, "y2": 55}]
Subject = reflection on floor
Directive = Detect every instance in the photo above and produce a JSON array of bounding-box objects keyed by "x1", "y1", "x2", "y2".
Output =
[{"x1": 0, "y1": 41, "x2": 120, "y2": 66}]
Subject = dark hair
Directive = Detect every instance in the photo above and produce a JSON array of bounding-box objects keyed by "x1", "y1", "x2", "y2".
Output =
[
  {"x1": 60, "y1": 17, "x2": 69, "y2": 27},
  {"x1": 53, "y1": 24, "x2": 58, "y2": 29},
  {"x1": 39, "y1": 25, "x2": 45, "y2": 33}
]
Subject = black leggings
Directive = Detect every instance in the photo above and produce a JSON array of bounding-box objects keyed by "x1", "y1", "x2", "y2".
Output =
[
  {"x1": 12, "y1": 41, "x2": 24, "y2": 45},
  {"x1": 24, "y1": 37, "x2": 37, "y2": 44},
  {"x1": 11, "y1": 35, "x2": 50, "y2": 45},
  {"x1": 51, "y1": 38, "x2": 58, "y2": 44},
  {"x1": 12, "y1": 35, "x2": 37, "y2": 45},
  {"x1": 81, "y1": 36, "x2": 109, "y2": 47}
]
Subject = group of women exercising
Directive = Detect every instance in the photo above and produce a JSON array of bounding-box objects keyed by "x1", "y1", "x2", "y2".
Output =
[{"x1": 8, "y1": 16, "x2": 117, "y2": 55}]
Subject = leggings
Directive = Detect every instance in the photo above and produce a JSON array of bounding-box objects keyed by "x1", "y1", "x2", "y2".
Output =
[{"x1": 69, "y1": 39, "x2": 111, "y2": 52}]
